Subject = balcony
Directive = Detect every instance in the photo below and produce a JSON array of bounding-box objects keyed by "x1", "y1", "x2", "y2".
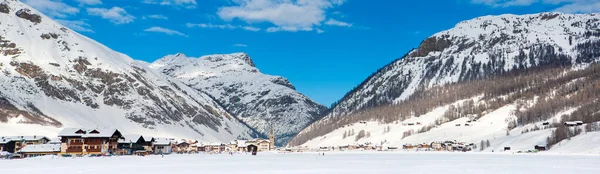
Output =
[
  {"x1": 69, "y1": 141, "x2": 83, "y2": 146},
  {"x1": 86, "y1": 148, "x2": 102, "y2": 153},
  {"x1": 85, "y1": 141, "x2": 103, "y2": 145},
  {"x1": 66, "y1": 148, "x2": 83, "y2": 153}
]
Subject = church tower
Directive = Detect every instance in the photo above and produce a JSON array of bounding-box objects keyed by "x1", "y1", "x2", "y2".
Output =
[{"x1": 269, "y1": 126, "x2": 275, "y2": 150}]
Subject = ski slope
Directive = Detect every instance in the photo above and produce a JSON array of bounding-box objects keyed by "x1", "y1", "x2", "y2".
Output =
[{"x1": 300, "y1": 99, "x2": 600, "y2": 153}]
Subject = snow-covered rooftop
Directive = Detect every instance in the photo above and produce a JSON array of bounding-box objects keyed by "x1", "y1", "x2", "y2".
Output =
[
  {"x1": 58, "y1": 128, "x2": 119, "y2": 138},
  {"x1": 153, "y1": 138, "x2": 171, "y2": 146},
  {"x1": 0, "y1": 136, "x2": 49, "y2": 144},
  {"x1": 118, "y1": 135, "x2": 143, "y2": 143},
  {"x1": 19, "y1": 144, "x2": 61, "y2": 153}
]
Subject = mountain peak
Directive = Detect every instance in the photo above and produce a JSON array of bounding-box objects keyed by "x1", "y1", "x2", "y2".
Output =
[{"x1": 202, "y1": 52, "x2": 255, "y2": 67}]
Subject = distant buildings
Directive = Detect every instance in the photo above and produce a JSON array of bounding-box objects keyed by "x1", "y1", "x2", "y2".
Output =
[
  {"x1": 1, "y1": 127, "x2": 278, "y2": 158},
  {"x1": 0, "y1": 136, "x2": 50, "y2": 153},
  {"x1": 19, "y1": 144, "x2": 61, "y2": 158}
]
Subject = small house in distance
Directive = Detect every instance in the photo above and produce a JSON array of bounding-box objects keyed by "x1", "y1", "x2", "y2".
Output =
[
  {"x1": 564, "y1": 122, "x2": 577, "y2": 127},
  {"x1": 153, "y1": 138, "x2": 172, "y2": 155},
  {"x1": 19, "y1": 144, "x2": 61, "y2": 158},
  {"x1": 0, "y1": 136, "x2": 50, "y2": 153},
  {"x1": 117, "y1": 135, "x2": 147, "y2": 155},
  {"x1": 142, "y1": 136, "x2": 155, "y2": 153},
  {"x1": 534, "y1": 145, "x2": 546, "y2": 151},
  {"x1": 174, "y1": 141, "x2": 190, "y2": 153}
]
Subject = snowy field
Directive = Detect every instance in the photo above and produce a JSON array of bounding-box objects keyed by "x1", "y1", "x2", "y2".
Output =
[{"x1": 1, "y1": 152, "x2": 599, "y2": 174}]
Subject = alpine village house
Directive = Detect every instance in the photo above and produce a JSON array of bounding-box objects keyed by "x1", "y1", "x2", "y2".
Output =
[{"x1": 57, "y1": 128, "x2": 123, "y2": 155}]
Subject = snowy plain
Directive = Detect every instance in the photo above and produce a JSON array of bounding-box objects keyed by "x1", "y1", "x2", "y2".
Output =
[{"x1": 1, "y1": 152, "x2": 599, "y2": 174}]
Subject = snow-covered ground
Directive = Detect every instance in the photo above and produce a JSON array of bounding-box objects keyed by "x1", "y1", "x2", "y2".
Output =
[{"x1": 1, "y1": 152, "x2": 599, "y2": 174}]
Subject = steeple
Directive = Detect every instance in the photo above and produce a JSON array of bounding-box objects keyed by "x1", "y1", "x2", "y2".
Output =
[{"x1": 269, "y1": 125, "x2": 275, "y2": 150}]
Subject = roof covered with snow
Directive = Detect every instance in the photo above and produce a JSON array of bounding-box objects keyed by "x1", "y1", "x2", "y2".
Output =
[
  {"x1": 19, "y1": 144, "x2": 61, "y2": 153},
  {"x1": 0, "y1": 136, "x2": 49, "y2": 144},
  {"x1": 58, "y1": 128, "x2": 119, "y2": 138},
  {"x1": 142, "y1": 136, "x2": 154, "y2": 142},
  {"x1": 118, "y1": 135, "x2": 143, "y2": 143},
  {"x1": 153, "y1": 138, "x2": 171, "y2": 146}
]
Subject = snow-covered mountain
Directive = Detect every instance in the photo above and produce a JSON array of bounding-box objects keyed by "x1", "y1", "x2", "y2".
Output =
[
  {"x1": 150, "y1": 53, "x2": 327, "y2": 145},
  {"x1": 327, "y1": 12, "x2": 600, "y2": 118},
  {"x1": 290, "y1": 13, "x2": 600, "y2": 151},
  {"x1": 0, "y1": 0, "x2": 255, "y2": 141}
]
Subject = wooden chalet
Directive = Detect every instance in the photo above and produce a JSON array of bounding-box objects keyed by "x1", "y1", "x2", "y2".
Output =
[
  {"x1": 117, "y1": 135, "x2": 152, "y2": 155},
  {"x1": 403, "y1": 144, "x2": 415, "y2": 149},
  {"x1": 174, "y1": 141, "x2": 190, "y2": 153},
  {"x1": 204, "y1": 142, "x2": 225, "y2": 152},
  {"x1": 57, "y1": 128, "x2": 123, "y2": 155},
  {"x1": 141, "y1": 136, "x2": 155, "y2": 153},
  {"x1": 0, "y1": 136, "x2": 50, "y2": 153}
]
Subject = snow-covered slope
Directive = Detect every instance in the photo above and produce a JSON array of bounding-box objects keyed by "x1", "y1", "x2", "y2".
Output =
[
  {"x1": 0, "y1": 0, "x2": 254, "y2": 141},
  {"x1": 291, "y1": 13, "x2": 600, "y2": 152},
  {"x1": 150, "y1": 53, "x2": 327, "y2": 145},
  {"x1": 328, "y1": 12, "x2": 600, "y2": 118}
]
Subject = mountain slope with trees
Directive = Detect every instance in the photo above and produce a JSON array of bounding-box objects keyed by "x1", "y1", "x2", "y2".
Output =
[{"x1": 290, "y1": 12, "x2": 600, "y2": 151}]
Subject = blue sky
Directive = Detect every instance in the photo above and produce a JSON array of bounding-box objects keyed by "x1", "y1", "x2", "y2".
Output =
[{"x1": 24, "y1": 0, "x2": 600, "y2": 106}]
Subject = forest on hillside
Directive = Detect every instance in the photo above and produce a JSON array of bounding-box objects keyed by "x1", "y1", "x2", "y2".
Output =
[{"x1": 289, "y1": 63, "x2": 600, "y2": 147}]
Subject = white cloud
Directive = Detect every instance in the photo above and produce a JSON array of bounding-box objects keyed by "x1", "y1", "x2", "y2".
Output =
[
  {"x1": 143, "y1": 0, "x2": 197, "y2": 9},
  {"x1": 145, "y1": 14, "x2": 169, "y2": 20},
  {"x1": 75, "y1": 0, "x2": 102, "y2": 6},
  {"x1": 56, "y1": 19, "x2": 94, "y2": 33},
  {"x1": 325, "y1": 18, "x2": 352, "y2": 27},
  {"x1": 217, "y1": 0, "x2": 345, "y2": 32},
  {"x1": 242, "y1": 26, "x2": 261, "y2": 31},
  {"x1": 554, "y1": 1, "x2": 600, "y2": 13},
  {"x1": 186, "y1": 23, "x2": 261, "y2": 32},
  {"x1": 233, "y1": 44, "x2": 248, "y2": 47},
  {"x1": 316, "y1": 28, "x2": 325, "y2": 33},
  {"x1": 23, "y1": 0, "x2": 79, "y2": 18},
  {"x1": 144, "y1": 27, "x2": 188, "y2": 37},
  {"x1": 265, "y1": 26, "x2": 313, "y2": 32},
  {"x1": 87, "y1": 7, "x2": 135, "y2": 24},
  {"x1": 471, "y1": 0, "x2": 600, "y2": 13}
]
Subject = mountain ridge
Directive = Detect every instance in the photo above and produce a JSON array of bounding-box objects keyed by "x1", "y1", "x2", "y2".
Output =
[
  {"x1": 0, "y1": 0, "x2": 256, "y2": 141},
  {"x1": 150, "y1": 53, "x2": 328, "y2": 145}
]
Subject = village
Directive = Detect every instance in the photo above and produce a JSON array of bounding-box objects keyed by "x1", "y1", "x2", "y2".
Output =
[
  {"x1": 1, "y1": 119, "x2": 584, "y2": 159},
  {"x1": 309, "y1": 140, "x2": 547, "y2": 153},
  {"x1": 0, "y1": 127, "x2": 277, "y2": 159},
  {"x1": 2, "y1": 122, "x2": 561, "y2": 159}
]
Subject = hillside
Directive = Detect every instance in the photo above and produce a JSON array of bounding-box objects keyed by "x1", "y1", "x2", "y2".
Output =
[
  {"x1": 150, "y1": 53, "x2": 327, "y2": 145},
  {"x1": 0, "y1": 0, "x2": 255, "y2": 141},
  {"x1": 290, "y1": 12, "x2": 600, "y2": 152}
]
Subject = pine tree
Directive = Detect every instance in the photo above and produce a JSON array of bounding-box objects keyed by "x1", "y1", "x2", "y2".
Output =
[
  {"x1": 342, "y1": 131, "x2": 347, "y2": 139},
  {"x1": 486, "y1": 140, "x2": 491, "y2": 148},
  {"x1": 480, "y1": 140, "x2": 485, "y2": 151}
]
